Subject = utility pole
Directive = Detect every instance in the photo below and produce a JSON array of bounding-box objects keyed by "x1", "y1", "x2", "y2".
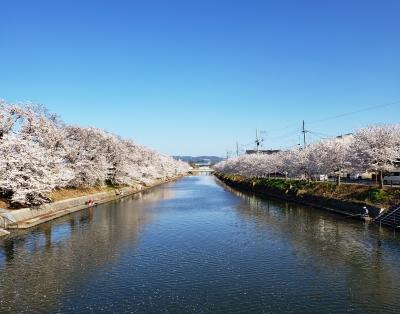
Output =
[
  {"x1": 256, "y1": 128, "x2": 259, "y2": 153},
  {"x1": 302, "y1": 120, "x2": 307, "y2": 148},
  {"x1": 255, "y1": 128, "x2": 263, "y2": 153},
  {"x1": 236, "y1": 141, "x2": 239, "y2": 157},
  {"x1": 301, "y1": 120, "x2": 309, "y2": 180}
]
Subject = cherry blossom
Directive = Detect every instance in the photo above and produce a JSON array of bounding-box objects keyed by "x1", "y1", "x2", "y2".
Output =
[{"x1": 0, "y1": 101, "x2": 189, "y2": 206}]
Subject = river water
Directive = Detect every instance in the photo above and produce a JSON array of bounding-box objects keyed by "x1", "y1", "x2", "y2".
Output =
[{"x1": 1, "y1": 176, "x2": 400, "y2": 313}]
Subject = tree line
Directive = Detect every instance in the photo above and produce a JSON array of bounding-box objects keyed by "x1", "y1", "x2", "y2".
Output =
[
  {"x1": 0, "y1": 101, "x2": 189, "y2": 206},
  {"x1": 214, "y1": 125, "x2": 400, "y2": 188}
]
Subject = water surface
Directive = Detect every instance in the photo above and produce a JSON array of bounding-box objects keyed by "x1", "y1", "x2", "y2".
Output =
[{"x1": 1, "y1": 176, "x2": 400, "y2": 313}]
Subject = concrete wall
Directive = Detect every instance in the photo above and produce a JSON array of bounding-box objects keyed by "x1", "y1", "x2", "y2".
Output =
[
  {"x1": 0, "y1": 186, "x2": 140, "y2": 229},
  {"x1": 0, "y1": 175, "x2": 185, "y2": 229}
]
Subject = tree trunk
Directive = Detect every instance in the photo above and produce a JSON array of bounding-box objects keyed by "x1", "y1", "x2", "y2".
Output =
[
  {"x1": 378, "y1": 170, "x2": 383, "y2": 189},
  {"x1": 336, "y1": 167, "x2": 341, "y2": 185}
]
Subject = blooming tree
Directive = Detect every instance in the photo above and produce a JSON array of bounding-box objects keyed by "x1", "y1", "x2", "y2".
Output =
[
  {"x1": 0, "y1": 135, "x2": 68, "y2": 205},
  {"x1": 307, "y1": 137, "x2": 352, "y2": 184},
  {"x1": 215, "y1": 124, "x2": 400, "y2": 188},
  {"x1": 0, "y1": 101, "x2": 189, "y2": 206},
  {"x1": 351, "y1": 125, "x2": 400, "y2": 188}
]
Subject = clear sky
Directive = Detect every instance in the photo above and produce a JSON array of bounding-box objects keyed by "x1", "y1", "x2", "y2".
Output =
[{"x1": 1, "y1": 0, "x2": 399, "y2": 157}]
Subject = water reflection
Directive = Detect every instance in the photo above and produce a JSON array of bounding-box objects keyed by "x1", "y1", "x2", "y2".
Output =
[
  {"x1": 0, "y1": 176, "x2": 400, "y2": 313},
  {"x1": 225, "y1": 184, "x2": 400, "y2": 312},
  {"x1": 0, "y1": 185, "x2": 175, "y2": 313}
]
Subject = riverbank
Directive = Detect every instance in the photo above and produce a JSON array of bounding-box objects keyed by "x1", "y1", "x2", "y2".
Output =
[
  {"x1": 214, "y1": 173, "x2": 400, "y2": 219},
  {"x1": 0, "y1": 175, "x2": 185, "y2": 232}
]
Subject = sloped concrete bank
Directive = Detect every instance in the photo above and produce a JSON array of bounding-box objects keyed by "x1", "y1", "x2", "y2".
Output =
[
  {"x1": 0, "y1": 228, "x2": 10, "y2": 237},
  {"x1": 215, "y1": 173, "x2": 382, "y2": 220},
  {"x1": 0, "y1": 176, "x2": 184, "y2": 232}
]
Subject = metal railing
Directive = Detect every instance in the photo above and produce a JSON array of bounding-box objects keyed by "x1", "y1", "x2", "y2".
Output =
[{"x1": 375, "y1": 205, "x2": 400, "y2": 227}]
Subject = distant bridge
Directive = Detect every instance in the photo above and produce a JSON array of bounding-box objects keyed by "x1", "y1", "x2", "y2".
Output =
[{"x1": 189, "y1": 167, "x2": 215, "y2": 174}]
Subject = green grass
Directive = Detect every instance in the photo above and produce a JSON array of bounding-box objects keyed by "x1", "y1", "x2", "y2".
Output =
[{"x1": 216, "y1": 173, "x2": 400, "y2": 207}]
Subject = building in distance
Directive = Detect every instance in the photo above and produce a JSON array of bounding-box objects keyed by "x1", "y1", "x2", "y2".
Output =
[{"x1": 245, "y1": 149, "x2": 281, "y2": 155}]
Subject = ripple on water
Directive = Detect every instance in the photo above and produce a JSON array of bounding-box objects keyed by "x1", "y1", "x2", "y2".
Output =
[{"x1": 1, "y1": 176, "x2": 400, "y2": 313}]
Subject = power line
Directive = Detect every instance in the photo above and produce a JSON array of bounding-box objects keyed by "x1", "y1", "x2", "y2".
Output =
[
  {"x1": 267, "y1": 127, "x2": 300, "y2": 140},
  {"x1": 307, "y1": 100, "x2": 400, "y2": 125},
  {"x1": 263, "y1": 99, "x2": 400, "y2": 134},
  {"x1": 308, "y1": 130, "x2": 336, "y2": 138},
  {"x1": 234, "y1": 99, "x2": 399, "y2": 155}
]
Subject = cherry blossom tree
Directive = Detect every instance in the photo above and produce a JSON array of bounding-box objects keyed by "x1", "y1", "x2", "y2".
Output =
[
  {"x1": 0, "y1": 135, "x2": 69, "y2": 206},
  {"x1": 62, "y1": 127, "x2": 110, "y2": 187},
  {"x1": 0, "y1": 101, "x2": 18, "y2": 139},
  {"x1": 281, "y1": 148, "x2": 308, "y2": 179},
  {"x1": 351, "y1": 125, "x2": 400, "y2": 188},
  {"x1": 307, "y1": 137, "x2": 352, "y2": 184},
  {"x1": 214, "y1": 125, "x2": 400, "y2": 189},
  {"x1": 0, "y1": 100, "x2": 189, "y2": 206}
]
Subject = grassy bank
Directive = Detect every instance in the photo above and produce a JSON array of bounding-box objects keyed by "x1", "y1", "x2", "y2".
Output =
[
  {"x1": 0, "y1": 177, "x2": 180, "y2": 210},
  {"x1": 0, "y1": 175, "x2": 186, "y2": 230},
  {"x1": 215, "y1": 173, "x2": 400, "y2": 217},
  {"x1": 0, "y1": 185, "x2": 127, "y2": 209}
]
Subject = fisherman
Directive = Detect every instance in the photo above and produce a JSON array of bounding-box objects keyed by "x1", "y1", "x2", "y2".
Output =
[{"x1": 362, "y1": 206, "x2": 369, "y2": 217}]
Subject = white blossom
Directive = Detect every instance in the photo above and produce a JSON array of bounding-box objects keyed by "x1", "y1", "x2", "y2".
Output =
[
  {"x1": 350, "y1": 125, "x2": 400, "y2": 187},
  {"x1": 215, "y1": 125, "x2": 400, "y2": 188},
  {"x1": 0, "y1": 101, "x2": 189, "y2": 206}
]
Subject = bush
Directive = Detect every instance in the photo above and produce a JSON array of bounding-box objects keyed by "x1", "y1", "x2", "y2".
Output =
[{"x1": 367, "y1": 188, "x2": 387, "y2": 203}]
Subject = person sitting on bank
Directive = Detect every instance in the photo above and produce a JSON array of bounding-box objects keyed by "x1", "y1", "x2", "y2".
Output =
[{"x1": 362, "y1": 206, "x2": 369, "y2": 217}]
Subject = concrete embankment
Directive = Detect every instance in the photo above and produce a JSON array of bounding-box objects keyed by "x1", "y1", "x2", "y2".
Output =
[
  {"x1": 0, "y1": 228, "x2": 10, "y2": 237},
  {"x1": 215, "y1": 173, "x2": 382, "y2": 220},
  {"x1": 0, "y1": 176, "x2": 184, "y2": 232}
]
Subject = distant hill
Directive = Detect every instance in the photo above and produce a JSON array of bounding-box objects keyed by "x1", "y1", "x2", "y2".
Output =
[{"x1": 174, "y1": 156, "x2": 224, "y2": 164}]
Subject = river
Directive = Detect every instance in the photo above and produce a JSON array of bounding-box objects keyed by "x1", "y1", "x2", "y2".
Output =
[{"x1": 1, "y1": 175, "x2": 400, "y2": 313}]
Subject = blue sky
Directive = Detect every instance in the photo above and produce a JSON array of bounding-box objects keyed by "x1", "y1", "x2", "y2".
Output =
[{"x1": 1, "y1": 0, "x2": 399, "y2": 156}]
